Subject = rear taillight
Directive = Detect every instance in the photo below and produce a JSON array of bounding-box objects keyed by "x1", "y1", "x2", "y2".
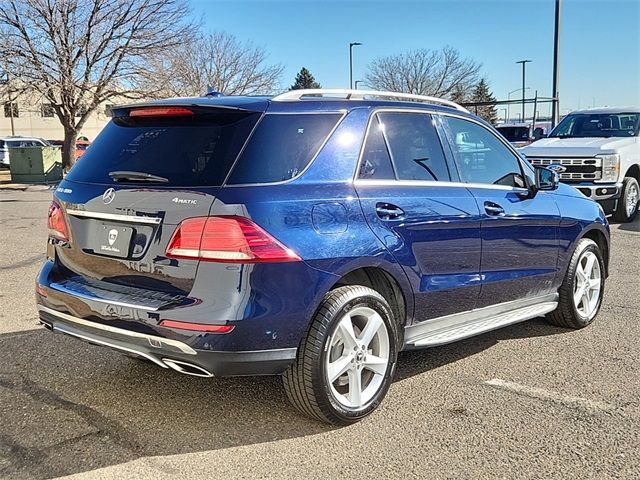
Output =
[
  {"x1": 166, "y1": 216, "x2": 300, "y2": 263},
  {"x1": 47, "y1": 201, "x2": 69, "y2": 241}
]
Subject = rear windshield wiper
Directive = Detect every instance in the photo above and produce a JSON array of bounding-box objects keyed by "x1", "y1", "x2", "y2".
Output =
[{"x1": 109, "y1": 171, "x2": 169, "y2": 183}]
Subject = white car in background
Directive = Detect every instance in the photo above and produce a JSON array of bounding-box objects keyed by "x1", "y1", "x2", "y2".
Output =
[
  {"x1": 521, "y1": 108, "x2": 640, "y2": 222},
  {"x1": 0, "y1": 136, "x2": 50, "y2": 167}
]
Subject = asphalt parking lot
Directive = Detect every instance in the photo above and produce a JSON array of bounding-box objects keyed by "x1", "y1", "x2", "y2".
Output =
[{"x1": 0, "y1": 187, "x2": 639, "y2": 480}]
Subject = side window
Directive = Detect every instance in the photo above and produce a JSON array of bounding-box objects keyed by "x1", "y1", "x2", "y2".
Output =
[
  {"x1": 444, "y1": 116, "x2": 526, "y2": 188},
  {"x1": 378, "y1": 112, "x2": 450, "y2": 181},
  {"x1": 358, "y1": 114, "x2": 395, "y2": 179},
  {"x1": 228, "y1": 113, "x2": 342, "y2": 184}
]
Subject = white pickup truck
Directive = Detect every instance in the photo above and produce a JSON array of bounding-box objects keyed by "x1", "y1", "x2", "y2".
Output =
[{"x1": 521, "y1": 107, "x2": 640, "y2": 222}]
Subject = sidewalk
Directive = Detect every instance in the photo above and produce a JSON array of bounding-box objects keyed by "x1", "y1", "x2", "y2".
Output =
[{"x1": 0, "y1": 169, "x2": 58, "y2": 192}]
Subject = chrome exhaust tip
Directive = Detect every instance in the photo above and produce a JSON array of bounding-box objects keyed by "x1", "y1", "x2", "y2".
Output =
[
  {"x1": 162, "y1": 358, "x2": 214, "y2": 378},
  {"x1": 39, "y1": 319, "x2": 53, "y2": 331}
]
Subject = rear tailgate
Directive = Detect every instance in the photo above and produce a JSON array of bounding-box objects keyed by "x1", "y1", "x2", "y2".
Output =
[{"x1": 49, "y1": 103, "x2": 263, "y2": 304}]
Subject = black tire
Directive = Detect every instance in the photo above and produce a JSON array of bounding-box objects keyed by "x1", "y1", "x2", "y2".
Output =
[
  {"x1": 613, "y1": 177, "x2": 639, "y2": 223},
  {"x1": 283, "y1": 285, "x2": 399, "y2": 425},
  {"x1": 546, "y1": 238, "x2": 605, "y2": 329}
]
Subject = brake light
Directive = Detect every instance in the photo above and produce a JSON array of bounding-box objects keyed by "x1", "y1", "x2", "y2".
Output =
[
  {"x1": 166, "y1": 216, "x2": 300, "y2": 263},
  {"x1": 159, "y1": 319, "x2": 234, "y2": 333},
  {"x1": 47, "y1": 201, "x2": 69, "y2": 241},
  {"x1": 129, "y1": 107, "x2": 194, "y2": 118}
]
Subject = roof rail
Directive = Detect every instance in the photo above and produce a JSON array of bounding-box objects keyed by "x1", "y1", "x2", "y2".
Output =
[{"x1": 271, "y1": 89, "x2": 468, "y2": 112}]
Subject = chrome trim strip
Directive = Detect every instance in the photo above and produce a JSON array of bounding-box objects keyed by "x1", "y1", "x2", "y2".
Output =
[
  {"x1": 49, "y1": 281, "x2": 159, "y2": 312},
  {"x1": 53, "y1": 323, "x2": 168, "y2": 368},
  {"x1": 354, "y1": 178, "x2": 528, "y2": 192},
  {"x1": 65, "y1": 209, "x2": 162, "y2": 225},
  {"x1": 404, "y1": 293, "x2": 559, "y2": 348},
  {"x1": 37, "y1": 305, "x2": 197, "y2": 355}
]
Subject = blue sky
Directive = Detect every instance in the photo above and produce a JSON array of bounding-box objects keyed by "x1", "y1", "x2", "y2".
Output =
[{"x1": 191, "y1": 0, "x2": 639, "y2": 117}]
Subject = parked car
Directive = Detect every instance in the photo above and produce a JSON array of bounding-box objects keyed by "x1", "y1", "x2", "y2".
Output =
[
  {"x1": 496, "y1": 122, "x2": 551, "y2": 148},
  {"x1": 0, "y1": 136, "x2": 49, "y2": 167},
  {"x1": 49, "y1": 139, "x2": 92, "y2": 159},
  {"x1": 521, "y1": 107, "x2": 640, "y2": 222},
  {"x1": 36, "y1": 90, "x2": 610, "y2": 425}
]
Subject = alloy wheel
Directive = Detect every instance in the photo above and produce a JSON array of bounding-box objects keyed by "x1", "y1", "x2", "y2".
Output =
[
  {"x1": 573, "y1": 250, "x2": 602, "y2": 319},
  {"x1": 625, "y1": 182, "x2": 639, "y2": 217},
  {"x1": 325, "y1": 306, "x2": 390, "y2": 409}
]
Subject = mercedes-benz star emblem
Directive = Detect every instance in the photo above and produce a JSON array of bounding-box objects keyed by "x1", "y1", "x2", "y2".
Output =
[{"x1": 102, "y1": 188, "x2": 115, "y2": 204}]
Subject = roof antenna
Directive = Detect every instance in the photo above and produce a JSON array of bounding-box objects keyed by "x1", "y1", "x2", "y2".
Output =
[{"x1": 204, "y1": 86, "x2": 223, "y2": 97}]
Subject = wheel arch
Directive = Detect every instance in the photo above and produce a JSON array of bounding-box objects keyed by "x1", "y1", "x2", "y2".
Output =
[
  {"x1": 579, "y1": 226, "x2": 610, "y2": 277},
  {"x1": 328, "y1": 265, "x2": 412, "y2": 340},
  {"x1": 624, "y1": 163, "x2": 640, "y2": 183}
]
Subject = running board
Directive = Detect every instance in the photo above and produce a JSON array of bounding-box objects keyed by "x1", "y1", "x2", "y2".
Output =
[{"x1": 403, "y1": 294, "x2": 558, "y2": 349}]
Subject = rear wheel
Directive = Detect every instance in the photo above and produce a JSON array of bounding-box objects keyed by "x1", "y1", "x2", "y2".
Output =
[
  {"x1": 546, "y1": 238, "x2": 605, "y2": 329},
  {"x1": 613, "y1": 177, "x2": 639, "y2": 223},
  {"x1": 283, "y1": 285, "x2": 399, "y2": 425}
]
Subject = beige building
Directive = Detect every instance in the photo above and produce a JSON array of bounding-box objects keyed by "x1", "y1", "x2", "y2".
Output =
[{"x1": 0, "y1": 92, "x2": 119, "y2": 141}]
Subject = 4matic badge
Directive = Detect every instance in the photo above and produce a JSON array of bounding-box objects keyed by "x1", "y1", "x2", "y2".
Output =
[{"x1": 172, "y1": 197, "x2": 197, "y2": 205}]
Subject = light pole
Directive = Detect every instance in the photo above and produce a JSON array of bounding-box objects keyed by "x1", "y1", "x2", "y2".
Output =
[
  {"x1": 354, "y1": 80, "x2": 364, "y2": 90},
  {"x1": 349, "y1": 42, "x2": 362, "y2": 89},
  {"x1": 551, "y1": 0, "x2": 562, "y2": 127},
  {"x1": 499, "y1": 108, "x2": 508, "y2": 123},
  {"x1": 516, "y1": 59, "x2": 532, "y2": 122},
  {"x1": 507, "y1": 87, "x2": 530, "y2": 122}
]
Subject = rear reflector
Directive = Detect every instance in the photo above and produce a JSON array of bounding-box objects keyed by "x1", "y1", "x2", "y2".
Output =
[
  {"x1": 129, "y1": 107, "x2": 194, "y2": 118},
  {"x1": 159, "y1": 319, "x2": 234, "y2": 334},
  {"x1": 166, "y1": 216, "x2": 301, "y2": 263},
  {"x1": 47, "y1": 201, "x2": 69, "y2": 241}
]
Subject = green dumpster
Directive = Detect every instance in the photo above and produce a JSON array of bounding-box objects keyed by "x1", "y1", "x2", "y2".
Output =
[{"x1": 9, "y1": 146, "x2": 63, "y2": 184}]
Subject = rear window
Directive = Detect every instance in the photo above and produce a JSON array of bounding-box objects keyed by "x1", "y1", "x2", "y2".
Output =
[
  {"x1": 227, "y1": 113, "x2": 342, "y2": 184},
  {"x1": 66, "y1": 111, "x2": 260, "y2": 187}
]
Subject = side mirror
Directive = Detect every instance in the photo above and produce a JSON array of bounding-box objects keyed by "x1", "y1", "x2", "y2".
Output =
[
  {"x1": 533, "y1": 128, "x2": 545, "y2": 140},
  {"x1": 535, "y1": 165, "x2": 564, "y2": 191}
]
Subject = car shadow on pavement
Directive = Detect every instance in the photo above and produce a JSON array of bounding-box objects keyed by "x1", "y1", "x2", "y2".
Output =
[
  {"x1": 615, "y1": 217, "x2": 640, "y2": 233},
  {"x1": 0, "y1": 317, "x2": 569, "y2": 479}
]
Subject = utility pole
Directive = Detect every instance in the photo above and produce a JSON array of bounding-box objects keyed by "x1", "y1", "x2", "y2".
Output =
[
  {"x1": 349, "y1": 42, "x2": 362, "y2": 89},
  {"x1": 551, "y1": 0, "x2": 562, "y2": 127},
  {"x1": 516, "y1": 60, "x2": 531, "y2": 123}
]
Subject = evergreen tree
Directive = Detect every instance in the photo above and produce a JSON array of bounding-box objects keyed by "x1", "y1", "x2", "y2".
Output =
[
  {"x1": 290, "y1": 67, "x2": 321, "y2": 90},
  {"x1": 470, "y1": 78, "x2": 497, "y2": 124}
]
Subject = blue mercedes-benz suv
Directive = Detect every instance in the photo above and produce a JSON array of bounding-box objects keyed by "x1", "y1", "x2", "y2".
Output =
[{"x1": 36, "y1": 89, "x2": 610, "y2": 425}]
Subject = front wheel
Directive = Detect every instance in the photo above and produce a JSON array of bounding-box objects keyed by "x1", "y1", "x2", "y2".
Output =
[
  {"x1": 283, "y1": 285, "x2": 399, "y2": 425},
  {"x1": 613, "y1": 177, "x2": 639, "y2": 223},
  {"x1": 546, "y1": 238, "x2": 605, "y2": 329}
]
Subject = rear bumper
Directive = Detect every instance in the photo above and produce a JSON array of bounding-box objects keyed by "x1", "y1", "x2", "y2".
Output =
[{"x1": 38, "y1": 305, "x2": 297, "y2": 376}]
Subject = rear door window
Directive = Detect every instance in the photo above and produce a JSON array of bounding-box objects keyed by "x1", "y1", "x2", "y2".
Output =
[
  {"x1": 65, "y1": 111, "x2": 260, "y2": 186},
  {"x1": 358, "y1": 114, "x2": 395, "y2": 180},
  {"x1": 377, "y1": 112, "x2": 450, "y2": 181},
  {"x1": 227, "y1": 113, "x2": 342, "y2": 184}
]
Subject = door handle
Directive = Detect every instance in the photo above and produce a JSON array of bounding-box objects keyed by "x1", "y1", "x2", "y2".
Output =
[
  {"x1": 376, "y1": 202, "x2": 405, "y2": 220},
  {"x1": 484, "y1": 201, "x2": 505, "y2": 216}
]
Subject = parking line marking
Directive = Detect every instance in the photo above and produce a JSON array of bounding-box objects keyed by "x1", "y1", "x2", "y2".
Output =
[{"x1": 484, "y1": 378, "x2": 617, "y2": 414}]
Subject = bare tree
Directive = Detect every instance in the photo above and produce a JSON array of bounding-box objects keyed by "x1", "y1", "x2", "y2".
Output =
[
  {"x1": 142, "y1": 32, "x2": 284, "y2": 97},
  {"x1": 0, "y1": 0, "x2": 193, "y2": 168},
  {"x1": 365, "y1": 46, "x2": 481, "y2": 99}
]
